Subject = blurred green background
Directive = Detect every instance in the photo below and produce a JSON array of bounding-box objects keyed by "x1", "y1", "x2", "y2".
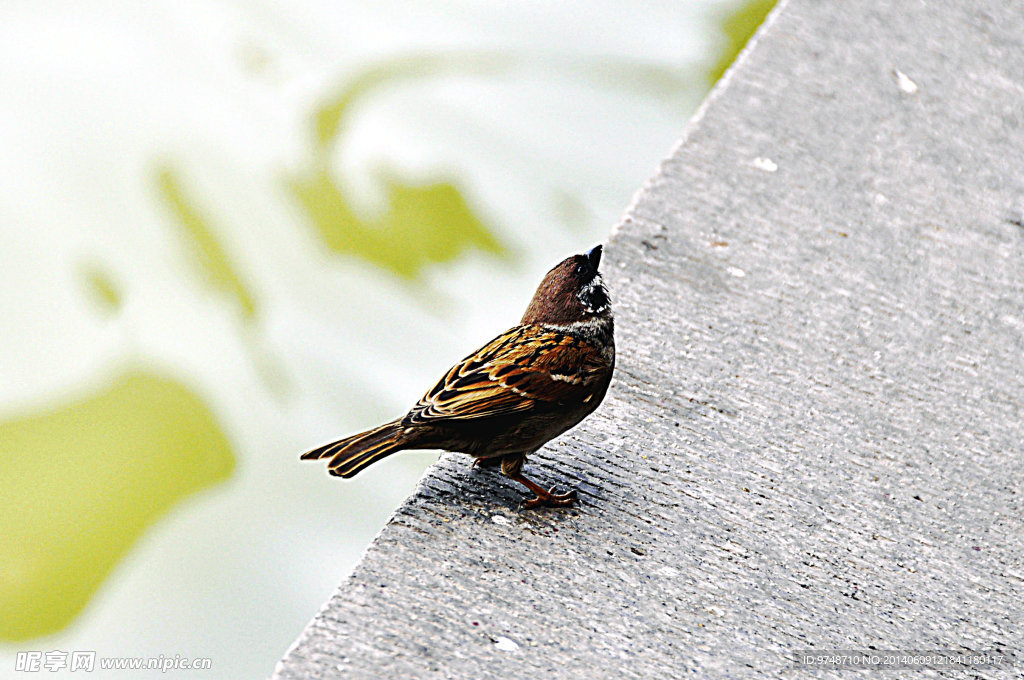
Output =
[{"x1": 0, "y1": 0, "x2": 772, "y2": 677}]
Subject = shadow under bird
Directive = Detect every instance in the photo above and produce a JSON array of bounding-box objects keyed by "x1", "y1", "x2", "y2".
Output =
[{"x1": 302, "y1": 245, "x2": 614, "y2": 508}]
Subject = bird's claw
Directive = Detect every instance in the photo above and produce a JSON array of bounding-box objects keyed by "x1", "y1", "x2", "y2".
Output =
[{"x1": 522, "y1": 487, "x2": 577, "y2": 509}]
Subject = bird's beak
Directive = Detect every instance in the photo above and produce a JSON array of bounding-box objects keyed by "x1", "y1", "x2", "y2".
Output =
[{"x1": 587, "y1": 244, "x2": 603, "y2": 270}]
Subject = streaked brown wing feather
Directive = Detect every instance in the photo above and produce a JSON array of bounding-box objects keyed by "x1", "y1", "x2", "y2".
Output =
[{"x1": 405, "y1": 325, "x2": 605, "y2": 425}]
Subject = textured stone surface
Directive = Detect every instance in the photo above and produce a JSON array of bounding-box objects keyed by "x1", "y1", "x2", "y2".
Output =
[{"x1": 273, "y1": 0, "x2": 1024, "y2": 677}]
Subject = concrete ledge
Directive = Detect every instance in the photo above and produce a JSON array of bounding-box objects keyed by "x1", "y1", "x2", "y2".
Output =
[{"x1": 273, "y1": 0, "x2": 1024, "y2": 676}]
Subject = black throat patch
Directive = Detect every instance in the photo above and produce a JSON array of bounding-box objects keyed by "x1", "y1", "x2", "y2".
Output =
[{"x1": 578, "y1": 275, "x2": 610, "y2": 314}]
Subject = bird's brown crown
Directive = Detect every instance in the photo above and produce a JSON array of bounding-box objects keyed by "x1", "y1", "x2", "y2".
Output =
[{"x1": 521, "y1": 245, "x2": 610, "y2": 326}]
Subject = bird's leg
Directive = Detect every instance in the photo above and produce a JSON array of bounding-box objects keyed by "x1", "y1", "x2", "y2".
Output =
[
  {"x1": 500, "y1": 454, "x2": 576, "y2": 509},
  {"x1": 510, "y1": 474, "x2": 578, "y2": 509}
]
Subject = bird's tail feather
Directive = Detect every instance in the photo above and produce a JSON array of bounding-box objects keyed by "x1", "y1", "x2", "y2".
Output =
[{"x1": 301, "y1": 420, "x2": 406, "y2": 478}]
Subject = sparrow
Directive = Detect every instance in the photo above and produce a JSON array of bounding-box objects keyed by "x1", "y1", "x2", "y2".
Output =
[{"x1": 301, "y1": 245, "x2": 614, "y2": 508}]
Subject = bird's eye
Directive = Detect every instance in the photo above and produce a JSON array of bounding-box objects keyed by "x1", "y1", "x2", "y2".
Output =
[{"x1": 576, "y1": 264, "x2": 585, "y2": 274}]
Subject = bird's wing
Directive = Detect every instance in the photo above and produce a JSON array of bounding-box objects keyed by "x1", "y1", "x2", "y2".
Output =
[{"x1": 404, "y1": 324, "x2": 608, "y2": 425}]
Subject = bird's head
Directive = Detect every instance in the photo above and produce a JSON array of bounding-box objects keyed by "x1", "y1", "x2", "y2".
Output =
[{"x1": 521, "y1": 245, "x2": 611, "y2": 326}]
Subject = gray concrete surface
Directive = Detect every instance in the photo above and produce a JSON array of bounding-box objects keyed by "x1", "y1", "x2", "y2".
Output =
[{"x1": 273, "y1": 0, "x2": 1024, "y2": 677}]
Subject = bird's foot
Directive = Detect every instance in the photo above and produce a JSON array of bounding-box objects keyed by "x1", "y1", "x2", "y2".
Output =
[
  {"x1": 472, "y1": 456, "x2": 503, "y2": 470},
  {"x1": 508, "y1": 472, "x2": 577, "y2": 510},
  {"x1": 522, "y1": 487, "x2": 577, "y2": 509}
]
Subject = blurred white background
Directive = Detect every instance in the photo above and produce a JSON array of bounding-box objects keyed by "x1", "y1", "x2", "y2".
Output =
[{"x1": 0, "y1": 1, "x2": 760, "y2": 677}]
